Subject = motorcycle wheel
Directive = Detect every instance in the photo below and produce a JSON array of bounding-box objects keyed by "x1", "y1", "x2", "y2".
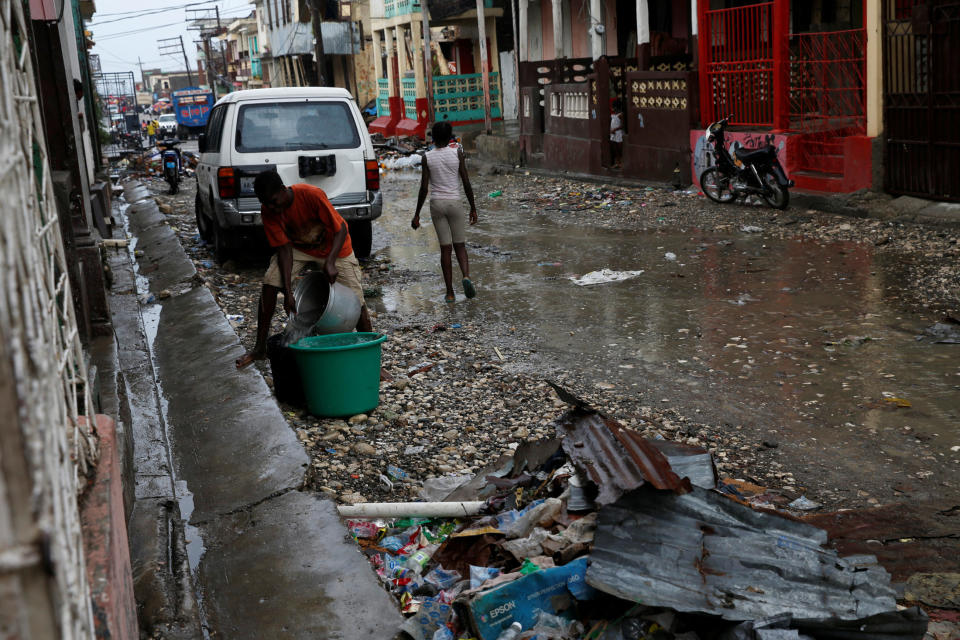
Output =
[
  {"x1": 760, "y1": 171, "x2": 790, "y2": 210},
  {"x1": 699, "y1": 168, "x2": 735, "y2": 204}
]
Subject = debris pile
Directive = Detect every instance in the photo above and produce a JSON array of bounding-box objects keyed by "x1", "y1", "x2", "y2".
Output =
[{"x1": 341, "y1": 396, "x2": 928, "y2": 640}]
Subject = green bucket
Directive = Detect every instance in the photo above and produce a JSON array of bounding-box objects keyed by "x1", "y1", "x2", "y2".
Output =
[{"x1": 289, "y1": 332, "x2": 388, "y2": 417}]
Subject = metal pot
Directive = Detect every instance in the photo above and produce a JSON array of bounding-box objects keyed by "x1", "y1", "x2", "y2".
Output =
[{"x1": 285, "y1": 272, "x2": 361, "y2": 343}]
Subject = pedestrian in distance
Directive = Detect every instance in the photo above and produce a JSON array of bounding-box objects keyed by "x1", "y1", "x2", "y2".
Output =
[
  {"x1": 610, "y1": 99, "x2": 624, "y2": 169},
  {"x1": 235, "y1": 170, "x2": 372, "y2": 369},
  {"x1": 411, "y1": 121, "x2": 478, "y2": 303},
  {"x1": 145, "y1": 120, "x2": 156, "y2": 146}
]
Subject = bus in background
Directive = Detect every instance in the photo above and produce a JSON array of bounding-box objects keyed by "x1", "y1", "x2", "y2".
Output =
[{"x1": 171, "y1": 87, "x2": 215, "y2": 138}]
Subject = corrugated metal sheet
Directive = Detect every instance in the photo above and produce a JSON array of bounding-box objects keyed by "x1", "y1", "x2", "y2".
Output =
[
  {"x1": 557, "y1": 410, "x2": 692, "y2": 504},
  {"x1": 650, "y1": 439, "x2": 717, "y2": 490},
  {"x1": 321, "y1": 22, "x2": 359, "y2": 56},
  {"x1": 587, "y1": 486, "x2": 904, "y2": 624}
]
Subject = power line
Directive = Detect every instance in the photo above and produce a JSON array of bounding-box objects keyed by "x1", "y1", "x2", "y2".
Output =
[
  {"x1": 89, "y1": 3, "x2": 215, "y2": 26},
  {"x1": 95, "y1": 20, "x2": 187, "y2": 40}
]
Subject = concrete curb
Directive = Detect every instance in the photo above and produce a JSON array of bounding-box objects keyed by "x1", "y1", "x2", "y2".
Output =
[{"x1": 115, "y1": 180, "x2": 402, "y2": 638}]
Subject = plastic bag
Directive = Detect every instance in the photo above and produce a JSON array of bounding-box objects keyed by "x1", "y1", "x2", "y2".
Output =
[
  {"x1": 470, "y1": 565, "x2": 501, "y2": 590},
  {"x1": 502, "y1": 498, "x2": 563, "y2": 539},
  {"x1": 425, "y1": 567, "x2": 461, "y2": 591}
]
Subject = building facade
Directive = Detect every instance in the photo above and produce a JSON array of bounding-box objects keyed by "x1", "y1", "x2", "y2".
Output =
[
  {"x1": 514, "y1": 0, "x2": 960, "y2": 198},
  {"x1": 369, "y1": 0, "x2": 506, "y2": 138}
]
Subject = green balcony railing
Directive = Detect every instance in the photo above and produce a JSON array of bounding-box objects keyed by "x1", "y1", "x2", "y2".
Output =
[
  {"x1": 384, "y1": 0, "x2": 421, "y2": 18},
  {"x1": 401, "y1": 77, "x2": 418, "y2": 120},
  {"x1": 377, "y1": 78, "x2": 391, "y2": 117},
  {"x1": 432, "y1": 72, "x2": 502, "y2": 122}
]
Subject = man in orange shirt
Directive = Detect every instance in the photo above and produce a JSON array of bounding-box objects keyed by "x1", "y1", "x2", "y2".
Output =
[{"x1": 235, "y1": 170, "x2": 372, "y2": 369}]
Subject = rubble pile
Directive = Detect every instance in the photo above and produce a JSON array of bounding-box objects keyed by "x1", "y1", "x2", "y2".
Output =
[{"x1": 341, "y1": 400, "x2": 930, "y2": 640}]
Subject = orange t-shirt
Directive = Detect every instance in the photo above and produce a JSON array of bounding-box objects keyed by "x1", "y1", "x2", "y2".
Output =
[{"x1": 262, "y1": 183, "x2": 352, "y2": 260}]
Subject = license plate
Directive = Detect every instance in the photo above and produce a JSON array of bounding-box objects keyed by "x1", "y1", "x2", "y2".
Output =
[
  {"x1": 165, "y1": 162, "x2": 176, "y2": 168},
  {"x1": 240, "y1": 177, "x2": 255, "y2": 193}
]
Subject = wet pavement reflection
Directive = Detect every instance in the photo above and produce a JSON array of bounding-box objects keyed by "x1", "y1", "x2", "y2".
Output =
[{"x1": 374, "y1": 173, "x2": 959, "y2": 453}]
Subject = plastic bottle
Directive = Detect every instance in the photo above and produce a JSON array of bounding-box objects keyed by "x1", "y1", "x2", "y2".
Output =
[
  {"x1": 495, "y1": 622, "x2": 522, "y2": 640},
  {"x1": 488, "y1": 189, "x2": 503, "y2": 198},
  {"x1": 404, "y1": 544, "x2": 438, "y2": 574}
]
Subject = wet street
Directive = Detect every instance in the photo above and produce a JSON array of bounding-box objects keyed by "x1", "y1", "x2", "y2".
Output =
[{"x1": 157, "y1": 167, "x2": 960, "y2": 512}]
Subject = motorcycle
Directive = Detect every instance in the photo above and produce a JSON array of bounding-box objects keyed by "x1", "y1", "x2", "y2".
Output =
[
  {"x1": 699, "y1": 115, "x2": 794, "y2": 210},
  {"x1": 160, "y1": 137, "x2": 182, "y2": 195}
]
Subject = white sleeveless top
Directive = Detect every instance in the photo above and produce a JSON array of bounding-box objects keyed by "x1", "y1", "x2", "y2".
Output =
[{"x1": 425, "y1": 144, "x2": 462, "y2": 201}]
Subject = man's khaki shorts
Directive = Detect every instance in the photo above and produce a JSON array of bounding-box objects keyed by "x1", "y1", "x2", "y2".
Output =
[{"x1": 264, "y1": 248, "x2": 365, "y2": 305}]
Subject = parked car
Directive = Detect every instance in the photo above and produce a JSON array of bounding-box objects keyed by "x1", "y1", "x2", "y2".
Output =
[
  {"x1": 157, "y1": 113, "x2": 178, "y2": 137},
  {"x1": 194, "y1": 87, "x2": 382, "y2": 263}
]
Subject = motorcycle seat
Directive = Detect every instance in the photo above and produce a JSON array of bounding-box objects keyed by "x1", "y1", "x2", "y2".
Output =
[{"x1": 734, "y1": 146, "x2": 775, "y2": 163}]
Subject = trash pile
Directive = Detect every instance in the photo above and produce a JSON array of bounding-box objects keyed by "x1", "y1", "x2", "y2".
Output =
[{"x1": 340, "y1": 390, "x2": 930, "y2": 640}]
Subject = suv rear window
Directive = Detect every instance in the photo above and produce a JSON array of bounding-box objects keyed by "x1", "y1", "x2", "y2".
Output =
[{"x1": 235, "y1": 101, "x2": 360, "y2": 153}]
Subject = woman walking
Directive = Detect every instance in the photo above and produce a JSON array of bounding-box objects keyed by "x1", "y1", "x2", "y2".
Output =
[{"x1": 412, "y1": 121, "x2": 478, "y2": 302}]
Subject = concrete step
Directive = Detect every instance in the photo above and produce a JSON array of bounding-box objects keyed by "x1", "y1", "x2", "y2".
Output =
[
  {"x1": 793, "y1": 169, "x2": 846, "y2": 192},
  {"x1": 798, "y1": 153, "x2": 844, "y2": 175}
]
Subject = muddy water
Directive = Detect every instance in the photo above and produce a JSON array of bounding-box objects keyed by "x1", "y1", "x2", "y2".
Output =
[{"x1": 374, "y1": 173, "x2": 959, "y2": 462}]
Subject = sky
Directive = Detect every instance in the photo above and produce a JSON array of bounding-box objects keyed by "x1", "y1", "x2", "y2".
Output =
[{"x1": 89, "y1": 0, "x2": 255, "y2": 81}]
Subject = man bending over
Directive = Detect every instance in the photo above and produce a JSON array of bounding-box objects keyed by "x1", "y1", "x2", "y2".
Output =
[{"x1": 235, "y1": 170, "x2": 372, "y2": 369}]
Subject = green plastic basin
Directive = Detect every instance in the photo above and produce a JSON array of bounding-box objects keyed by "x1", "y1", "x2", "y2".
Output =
[{"x1": 289, "y1": 332, "x2": 388, "y2": 417}]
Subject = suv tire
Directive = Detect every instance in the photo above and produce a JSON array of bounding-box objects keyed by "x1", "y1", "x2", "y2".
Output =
[
  {"x1": 195, "y1": 192, "x2": 213, "y2": 242},
  {"x1": 348, "y1": 220, "x2": 372, "y2": 262},
  {"x1": 212, "y1": 220, "x2": 232, "y2": 264}
]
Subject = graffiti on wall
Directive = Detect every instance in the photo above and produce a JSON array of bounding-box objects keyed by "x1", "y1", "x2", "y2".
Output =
[{"x1": 690, "y1": 129, "x2": 787, "y2": 186}]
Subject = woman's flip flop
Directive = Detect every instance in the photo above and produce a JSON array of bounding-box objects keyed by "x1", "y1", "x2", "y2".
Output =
[{"x1": 462, "y1": 278, "x2": 476, "y2": 299}]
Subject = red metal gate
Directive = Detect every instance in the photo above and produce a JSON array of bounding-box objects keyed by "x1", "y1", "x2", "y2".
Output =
[
  {"x1": 789, "y1": 28, "x2": 867, "y2": 134},
  {"x1": 698, "y1": 2, "x2": 775, "y2": 127},
  {"x1": 884, "y1": 0, "x2": 960, "y2": 201}
]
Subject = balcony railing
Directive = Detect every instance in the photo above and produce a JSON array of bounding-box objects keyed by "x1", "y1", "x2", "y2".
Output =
[
  {"x1": 377, "y1": 77, "x2": 391, "y2": 116},
  {"x1": 401, "y1": 77, "x2": 417, "y2": 119},
  {"x1": 433, "y1": 72, "x2": 501, "y2": 122},
  {"x1": 384, "y1": 0, "x2": 420, "y2": 18}
]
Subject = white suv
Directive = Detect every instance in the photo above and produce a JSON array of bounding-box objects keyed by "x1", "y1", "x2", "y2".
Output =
[
  {"x1": 157, "y1": 113, "x2": 178, "y2": 137},
  {"x1": 194, "y1": 87, "x2": 382, "y2": 262}
]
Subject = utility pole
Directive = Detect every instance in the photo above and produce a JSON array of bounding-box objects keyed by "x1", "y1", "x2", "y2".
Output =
[
  {"x1": 187, "y1": 6, "x2": 224, "y2": 98},
  {"x1": 421, "y1": 0, "x2": 434, "y2": 122},
  {"x1": 158, "y1": 36, "x2": 194, "y2": 86},
  {"x1": 476, "y1": 0, "x2": 492, "y2": 133},
  {"x1": 309, "y1": 0, "x2": 327, "y2": 86}
]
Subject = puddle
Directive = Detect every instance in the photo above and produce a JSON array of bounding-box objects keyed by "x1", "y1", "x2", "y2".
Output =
[{"x1": 375, "y1": 174, "x2": 960, "y2": 450}]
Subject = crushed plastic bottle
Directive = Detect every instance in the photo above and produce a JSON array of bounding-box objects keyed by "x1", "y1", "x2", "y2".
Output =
[
  {"x1": 495, "y1": 621, "x2": 522, "y2": 640},
  {"x1": 488, "y1": 189, "x2": 503, "y2": 198},
  {"x1": 387, "y1": 465, "x2": 410, "y2": 481}
]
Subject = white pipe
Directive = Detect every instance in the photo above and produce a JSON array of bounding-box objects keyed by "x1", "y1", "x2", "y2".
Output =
[
  {"x1": 691, "y1": 0, "x2": 698, "y2": 37},
  {"x1": 337, "y1": 501, "x2": 485, "y2": 519}
]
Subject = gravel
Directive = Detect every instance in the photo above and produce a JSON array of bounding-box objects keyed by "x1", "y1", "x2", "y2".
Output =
[{"x1": 145, "y1": 170, "x2": 960, "y2": 510}]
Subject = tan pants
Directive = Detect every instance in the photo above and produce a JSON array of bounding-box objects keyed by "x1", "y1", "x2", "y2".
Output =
[{"x1": 264, "y1": 248, "x2": 365, "y2": 305}]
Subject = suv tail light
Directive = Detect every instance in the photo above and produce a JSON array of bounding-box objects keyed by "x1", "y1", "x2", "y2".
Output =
[
  {"x1": 365, "y1": 159, "x2": 380, "y2": 191},
  {"x1": 218, "y1": 167, "x2": 237, "y2": 199}
]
